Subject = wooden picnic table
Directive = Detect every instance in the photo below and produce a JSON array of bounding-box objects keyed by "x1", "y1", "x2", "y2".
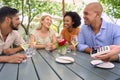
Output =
[{"x1": 0, "y1": 49, "x2": 120, "y2": 80}]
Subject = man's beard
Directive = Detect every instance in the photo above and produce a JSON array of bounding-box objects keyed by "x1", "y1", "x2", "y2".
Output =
[{"x1": 10, "y1": 22, "x2": 18, "y2": 30}]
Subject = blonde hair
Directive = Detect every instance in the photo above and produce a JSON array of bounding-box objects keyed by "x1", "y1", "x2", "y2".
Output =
[{"x1": 37, "y1": 14, "x2": 52, "y2": 30}]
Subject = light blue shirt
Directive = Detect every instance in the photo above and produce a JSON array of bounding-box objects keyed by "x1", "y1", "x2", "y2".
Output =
[{"x1": 77, "y1": 19, "x2": 120, "y2": 52}]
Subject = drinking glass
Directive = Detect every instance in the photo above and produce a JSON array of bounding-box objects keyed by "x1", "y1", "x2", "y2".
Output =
[
  {"x1": 29, "y1": 41, "x2": 37, "y2": 55},
  {"x1": 21, "y1": 43, "x2": 34, "y2": 58},
  {"x1": 71, "y1": 35, "x2": 78, "y2": 55},
  {"x1": 25, "y1": 47, "x2": 35, "y2": 57},
  {"x1": 45, "y1": 43, "x2": 53, "y2": 53}
]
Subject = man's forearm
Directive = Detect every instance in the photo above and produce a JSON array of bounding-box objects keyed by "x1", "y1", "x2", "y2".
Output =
[
  {"x1": 13, "y1": 46, "x2": 23, "y2": 52},
  {"x1": 3, "y1": 46, "x2": 24, "y2": 55},
  {"x1": 0, "y1": 56, "x2": 9, "y2": 62}
]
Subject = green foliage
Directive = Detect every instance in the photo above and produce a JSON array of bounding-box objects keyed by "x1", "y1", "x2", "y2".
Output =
[
  {"x1": 0, "y1": 0, "x2": 82, "y2": 35},
  {"x1": 99, "y1": 0, "x2": 120, "y2": 18}
]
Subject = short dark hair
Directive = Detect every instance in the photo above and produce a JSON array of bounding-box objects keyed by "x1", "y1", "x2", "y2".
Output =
[
  {"x1": 0, "y1": 6, "x2": 18, "y2": 23},
  {"x1": 64, "y1": 11, "x2": 81, "y2": 28}
]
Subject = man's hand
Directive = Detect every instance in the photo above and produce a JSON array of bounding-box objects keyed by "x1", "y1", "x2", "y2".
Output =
[
  {"x1": 3, "y1": 48, "x2": 17, "y2": 55},
  {"x1": 6, "y1": 53, "x2": 27, "y2": 63},
  {"x1": 84, "y1": 47, "x2": 92, "y2": 54},
  {"x1": 93, "y1": 45, "x2": 120, "y2": 62},
  {"x1": 93, "y1": 53, "x2": 111, "y2": 62}
]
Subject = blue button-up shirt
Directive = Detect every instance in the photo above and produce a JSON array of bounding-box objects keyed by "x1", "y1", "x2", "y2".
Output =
[{"x1": 77, "y1": 19, "x2": 120, "y2": 51}]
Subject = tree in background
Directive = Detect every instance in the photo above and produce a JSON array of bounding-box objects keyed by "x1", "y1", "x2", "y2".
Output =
[
  {"x1": 99, "y1": 0, "x2": 120, "y2": 23},
  {"x1": 0, "y1": 0, "x2": 80, "y2": 35}
]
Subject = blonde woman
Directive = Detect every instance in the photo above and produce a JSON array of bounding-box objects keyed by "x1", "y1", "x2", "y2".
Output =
[{"x1": 29, "y1": 14, "x2": 57, "y2": 51}]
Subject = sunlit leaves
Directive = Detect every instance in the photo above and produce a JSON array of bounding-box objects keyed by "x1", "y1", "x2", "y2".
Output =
[{"x1": 99, "y1": 0, "x2": 120, "y2": 18}]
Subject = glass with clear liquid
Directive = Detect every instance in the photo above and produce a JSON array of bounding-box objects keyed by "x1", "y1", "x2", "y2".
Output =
[{"x1": 71, "y1": 35, "x2": 78, "y2": 55}]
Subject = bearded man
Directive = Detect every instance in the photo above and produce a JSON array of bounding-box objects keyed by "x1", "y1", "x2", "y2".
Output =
[{"x1": 0, "y1": 6, "x2": 26, "y2": 63}]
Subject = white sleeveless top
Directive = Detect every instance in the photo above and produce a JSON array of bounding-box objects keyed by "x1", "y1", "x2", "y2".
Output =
[{"x1": 31, "y1": 29, "x2": 55, "y2": 45}]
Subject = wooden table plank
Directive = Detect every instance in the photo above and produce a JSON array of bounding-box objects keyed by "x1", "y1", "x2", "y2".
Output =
[
  {"x1": 38, "y1": 50, "x2": 83, "y2": 80},
  {"x1": 0, "y1": 63, "x2": 4, "y2": 71},
  {"x1": 78, "y1": 52, "x2": 120, "y2": 75},
  {"x1": 0, "y1": 63, "x2": 3, "y2": 67},
  {"x1": 0, "y1": 50, "x2": 120, "y2": 80},
  {"x1": 108, "y1": 67, "x2": 120, "y2": 76},
  {"x1": 32, "y1": 51, "x2": 60, "y2": 80},
  {"x1": 74, "y1": 52, "x2": 120, "y2": 80},
  {"x1": 0, "y1": 63, "x2": 18, "y2": 80},
  {"x1": 66, "y1": 62, "x2": 104, "y2": 80},
  {"x1": 52, "y1": 51, "x2": 104, "y2": 80},
  {"x1": 76, "y1": 52, "x2": 120, "y2": 76},
  {"x1": 18, "y1": 58, "x2": 38, "y2": 80},
  {"x1": 113, "y1": 62, "x2": 120, "y2": 69}
]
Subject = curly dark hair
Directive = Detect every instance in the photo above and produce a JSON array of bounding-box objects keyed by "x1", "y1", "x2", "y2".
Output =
[
  {"x1": 64, "y1": 11, "x2": 81, "y2": 28},
  {"x1": 0, "y1": 6, "x2": 18, "y2": 23}
]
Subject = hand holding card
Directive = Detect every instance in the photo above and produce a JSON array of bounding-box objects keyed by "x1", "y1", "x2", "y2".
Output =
[{"x1": 91, "y1": 46, "x2": 110, "y2": 58}]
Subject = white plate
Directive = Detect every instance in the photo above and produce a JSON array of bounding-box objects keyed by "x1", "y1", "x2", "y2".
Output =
[
  {"x1": 22, "y1": 59, "x2": 27, "y2": 63},
  {"x1": 90, "y1": 60, "x2": 115, "y2": 68},
  {"x1": 55, "y1": 56, "x2": 74, "y2": 63},
  {"x1": 27, "y1": 55, "x2": 32, "y2": 58}
]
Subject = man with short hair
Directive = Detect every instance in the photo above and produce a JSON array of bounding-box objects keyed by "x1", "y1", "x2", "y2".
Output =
[
  {"x1": 77, "y1": 2, "x2": 120, "y2": 62},
  {"x1": 0, "y1": 6, "x2": 27, "y2": 63}
]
